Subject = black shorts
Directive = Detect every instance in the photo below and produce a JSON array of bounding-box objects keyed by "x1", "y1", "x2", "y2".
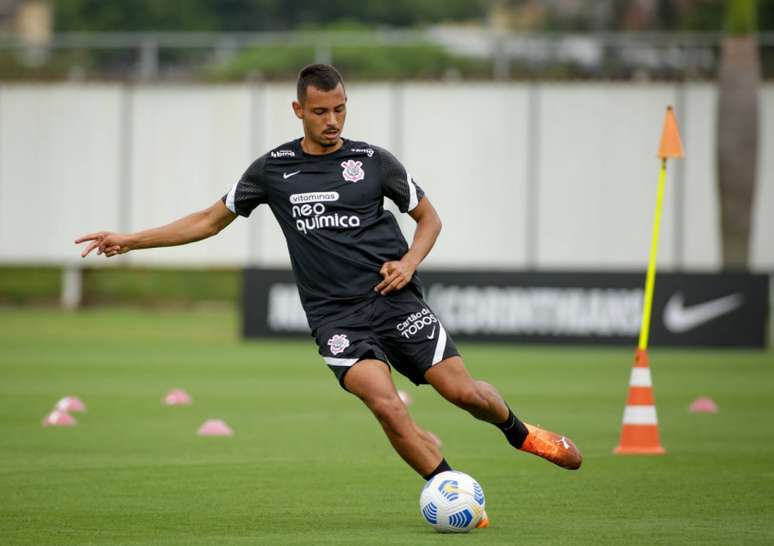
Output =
[{"x1": 313, "y1": 290, "x2": 460, "y2": 389}]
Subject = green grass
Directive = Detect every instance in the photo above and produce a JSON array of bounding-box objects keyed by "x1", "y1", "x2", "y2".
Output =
[{"x1": 0, "y1": 307, "x2": 773, "y2": 545}]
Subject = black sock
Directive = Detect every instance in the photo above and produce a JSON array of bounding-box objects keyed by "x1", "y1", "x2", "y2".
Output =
[
  {"x1": 495, "y1": 408, "x2": 529, "y2": 449},
  {"x1": 422, "y1": 458, "x2": 452, "y2": 481}
]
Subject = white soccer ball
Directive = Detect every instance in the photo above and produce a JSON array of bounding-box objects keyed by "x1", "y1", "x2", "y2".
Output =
[{"x1": 419, "y1": 470, "x2": 485, "y2": 533}]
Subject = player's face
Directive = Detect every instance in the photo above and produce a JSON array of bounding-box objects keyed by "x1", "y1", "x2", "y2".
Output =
[{"x1": 293, "y1": 83, "x2": 347, "y2": 152}]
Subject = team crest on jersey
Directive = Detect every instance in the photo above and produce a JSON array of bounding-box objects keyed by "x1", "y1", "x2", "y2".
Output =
[
  {"x1": 327, "y1": 334, "x2": 350, "y2": 355},
  {"x1": 341, "y1": 160, "x2": 365, "y2": 183}
]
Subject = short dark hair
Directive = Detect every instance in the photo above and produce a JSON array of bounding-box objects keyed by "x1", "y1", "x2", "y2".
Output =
[{"x1": 296, "y1": 64, "x2": 345, "y2": 103}]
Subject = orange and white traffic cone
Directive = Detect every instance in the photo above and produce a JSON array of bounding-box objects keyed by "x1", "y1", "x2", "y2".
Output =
[{"x1": 614, "y1": 349, "x2": 665, "y2": 455}]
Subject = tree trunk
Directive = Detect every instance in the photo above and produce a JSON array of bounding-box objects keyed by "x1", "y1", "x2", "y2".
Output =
[{"x1": 716, "y1": 35, "x2": 760, "y2": 270}]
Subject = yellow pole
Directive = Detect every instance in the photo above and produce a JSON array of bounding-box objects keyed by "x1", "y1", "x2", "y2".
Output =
[{"x1": 638, "y1": 158, "x2": 668, "y2": 351}]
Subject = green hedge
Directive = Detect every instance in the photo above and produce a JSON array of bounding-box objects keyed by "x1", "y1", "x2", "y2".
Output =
[
  {"x1": 0, "y1": 266, "x2": 240, "y2": 306},
  {"x1": 206, "y1": 41, "x2": 491, "y2": 81},
  {"x1": 0, "y1": 266, "x2": 61, "y2": 304}
]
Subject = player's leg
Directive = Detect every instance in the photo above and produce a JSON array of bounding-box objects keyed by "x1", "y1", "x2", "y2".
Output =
[
  {"x1": 371, "y1": 290, "x2": 579, "y2": 470},
  {"x1": 343, "y1": 358, "x2": 450, "y2": 478},
  {"x1": 425, "y1": 356, "x2": 582, "y2": 470},
  {"x1": 425, "y1": 356, "x2": 510, "y2": 422}
]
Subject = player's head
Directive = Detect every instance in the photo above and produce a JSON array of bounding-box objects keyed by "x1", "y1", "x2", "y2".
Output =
[{"x1": 293, "y1": 64, "x2": 347, "y2": 150}]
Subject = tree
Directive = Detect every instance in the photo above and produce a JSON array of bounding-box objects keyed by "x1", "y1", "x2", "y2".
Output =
[
  {"x1": 53, "y1": 0, "x2": 487, "y2": 32},
  {"x1": 716, "y1": 0, "x2": 760, "y2": 269}
]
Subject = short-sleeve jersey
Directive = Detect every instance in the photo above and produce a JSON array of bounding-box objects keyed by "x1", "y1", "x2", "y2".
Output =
[{"x1": 222, "y1": 138, "x2": 426, "y2": 330}]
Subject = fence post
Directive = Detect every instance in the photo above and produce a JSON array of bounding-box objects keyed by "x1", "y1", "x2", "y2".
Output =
[
  {"x1": 493, "y1": 35, "x2": 510, "y2": 80},
  {"x1": 61, "y1": 264, "x2": 83, "y2": 310},
  {"x1": 138, "y1": 38, "x2": 159, "y2": 81}
]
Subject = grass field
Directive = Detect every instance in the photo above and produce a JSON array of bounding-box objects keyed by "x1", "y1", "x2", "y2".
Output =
[{"x1": 1, "y1": 307, "x2": 773, "y2": 545}]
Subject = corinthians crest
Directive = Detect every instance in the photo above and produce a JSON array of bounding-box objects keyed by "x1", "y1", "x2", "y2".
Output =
[
  {"x1": 327, "y1": 334, "x2": 350, "y2": 355},
  {"x1": 341, "y1": 160, "x2": 365, "y2": 183}
]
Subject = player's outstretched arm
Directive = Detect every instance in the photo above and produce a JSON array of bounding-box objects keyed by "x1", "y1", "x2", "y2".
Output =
[
  {"x1": 75, "y1": 199, "x2": 237, "y2": 258},
  {"x1": 375, "y1": 196, "x2": 441, "y2": 295}
]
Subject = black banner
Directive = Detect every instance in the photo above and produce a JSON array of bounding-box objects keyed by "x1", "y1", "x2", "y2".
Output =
[{"x1": 242, "y1": 268, "x2": 769, "y2": 347}]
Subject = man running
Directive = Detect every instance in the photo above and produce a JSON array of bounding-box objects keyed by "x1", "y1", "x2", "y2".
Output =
[{"x1": 76, "y1": 65, "x2": 582, "y2": 514}]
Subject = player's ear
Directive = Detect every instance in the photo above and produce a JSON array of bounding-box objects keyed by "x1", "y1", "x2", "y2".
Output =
[{"x1": 292, "y1": 100, "x2": 303, "y2": 119}]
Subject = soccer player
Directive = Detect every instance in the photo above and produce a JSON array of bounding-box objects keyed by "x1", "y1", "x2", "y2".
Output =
[{"x1": 76, "y1": 65, "x2": 582, "y2": 516}]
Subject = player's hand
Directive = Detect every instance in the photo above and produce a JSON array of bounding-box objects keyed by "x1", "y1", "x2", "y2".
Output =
[
  {"x1": 375, "y1": 258, "x2": 417, "y2": 296},
  {"x1": 75, "y1": 232, "x2": 132, "y2": 258}
]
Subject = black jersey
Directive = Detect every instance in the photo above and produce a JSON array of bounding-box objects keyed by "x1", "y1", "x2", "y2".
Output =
[{"x1": 222, "y1": 138, "x2": 426, "y2": 329}]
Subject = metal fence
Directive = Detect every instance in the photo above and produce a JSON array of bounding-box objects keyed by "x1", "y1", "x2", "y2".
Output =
[{"x1": 1, "y1": 29, "x2": 774, "y2": 81}]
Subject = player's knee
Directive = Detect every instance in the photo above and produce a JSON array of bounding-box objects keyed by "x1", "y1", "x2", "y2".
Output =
[
  {"x1": 448, "y1": 386, "x2": 486, "y2": 412},
  {"x1": 475, "y1": 380, "x2": 496, "y2": 397},
  {"x1": 368, "y1": 396, "x2": 408, "y2": 427}
]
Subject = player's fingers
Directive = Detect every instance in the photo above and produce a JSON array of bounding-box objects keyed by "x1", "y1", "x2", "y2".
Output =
[
  {"x1": 380, "y1": 282, "x2": 400, "y2": 296},
  {"x1": 74, "y1": 233, "x2": 102, "y2": 244},
  {"x1": 374, "y1": 277, "x2": 391, "y2": 292},
  {"x1": 80, "y1": 240, "x2": 100, "y2": 257},
  {"x1": 375, "y1": 269, "x2": 400, "y2": 292},
  {"x1": 380, "y1": 275, "x2": 403, "y2": 295}
]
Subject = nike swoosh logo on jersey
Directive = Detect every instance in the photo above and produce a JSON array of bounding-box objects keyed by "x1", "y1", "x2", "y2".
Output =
[
  {"x1": 426, "y1": 325, "x2": 437, "y2": 340},
  {"x1": 663, "y1": 292, "x2": 744, "y2": 333},
  {"x1": 283, "y1": 170, "x2": 301, "y2": 180}
]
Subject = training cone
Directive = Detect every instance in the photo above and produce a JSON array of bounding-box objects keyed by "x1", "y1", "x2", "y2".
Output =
[
  {"x1": 163, "y1": 389, "x2": 192, "y2": 406},
  {"x1": 197, "y1": 419, "x2": 233, "y2": 437},
  {"x1": 614, "y1": 349, "x2": 665, "y2": 455},
  {"x1": 42, "y1": 410, "x2": 76, "y2": 427},
  {"x1": 55, "y1": 396, "x2": 86, "y2": 413},
  {"x1": 690, "y1": 397, "x2": 718, "y2": 413},
  {"x1": 397, "y1": 390, "x2": 412, "y2": 406}
]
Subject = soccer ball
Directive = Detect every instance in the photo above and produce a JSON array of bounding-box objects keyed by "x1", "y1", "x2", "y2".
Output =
[{"x1": 419, "y1": 471, "x2": 485, "y2": 533}]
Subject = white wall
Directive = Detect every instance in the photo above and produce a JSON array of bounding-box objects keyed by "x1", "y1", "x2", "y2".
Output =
[
  {"x1": 0, "y1": 82, "x2": 771, "y2": 271},
  {"x1": 536, "y1": 84, "x2": 680, "y2": 269},
  {"x1": 0, "y1": 85, "x2": 122, "y2": 263},
  {"x1": 126, "y1": 86, "x2": 252, "y2": 265}
]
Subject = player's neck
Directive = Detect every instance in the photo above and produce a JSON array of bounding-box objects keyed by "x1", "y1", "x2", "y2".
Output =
[{"x1": 300, "y1": 136, "x2": 344, "y2": 156}]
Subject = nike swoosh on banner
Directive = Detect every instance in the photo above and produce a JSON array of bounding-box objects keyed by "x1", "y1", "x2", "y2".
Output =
[
  {"x1": 663, "y1": 292, "x2": 744, "y2": 333},
  {"x1": 283, "y1": 170, "x2": 301, "y2": 180}
]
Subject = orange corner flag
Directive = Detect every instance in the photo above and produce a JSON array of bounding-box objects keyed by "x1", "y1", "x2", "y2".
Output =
[{"x1": 657, "y1": 106, "x2": 685, "y2": 159}]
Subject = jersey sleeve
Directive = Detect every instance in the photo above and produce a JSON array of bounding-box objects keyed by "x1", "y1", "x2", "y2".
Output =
[
  {"x1": 377, "y1": 147, "x2": 425, "y2": 213},
  {"x1": 222, "y1": 155, "x2": 268, "y2": 217}
]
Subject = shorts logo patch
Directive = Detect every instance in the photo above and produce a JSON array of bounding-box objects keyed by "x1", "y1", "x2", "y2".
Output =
[
  {"x1": 327, "y1": 334, "x2": 351, "y2": 355},
  {"x1": 396, "y1": 308, "x2": 438, "y2": 339},
  {"x1": 341, "y1": 160, "x2": 365, "y2": 183}
]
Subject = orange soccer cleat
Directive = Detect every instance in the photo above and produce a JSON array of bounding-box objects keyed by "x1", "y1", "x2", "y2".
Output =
[
  {"x1": 520, "y1": 423, "x2": 583, "y2": 470},
  {"x1": 476, "y1": 509, "x2": 490, "y2": 529}
]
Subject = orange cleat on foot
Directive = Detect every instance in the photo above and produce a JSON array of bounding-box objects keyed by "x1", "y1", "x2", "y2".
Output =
[
  {"x1": 476, "y1": 509, "x2": 490, "y2": 529},
  {"x1": 520, "y1": 423, "x2": 582, "y2": 470}
]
